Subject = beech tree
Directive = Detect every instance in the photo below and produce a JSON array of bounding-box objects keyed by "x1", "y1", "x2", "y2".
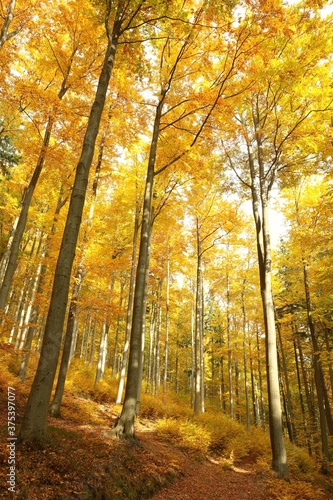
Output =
[
  {"x1": 112, "y1": 0, "x2": 251, "y2": 437},
  {"x1": 216, "y1": 0, "x2": 333, "y2": 478},
  {"x1": 18, "y1": 0, "x2": 144, "y2": 443}
]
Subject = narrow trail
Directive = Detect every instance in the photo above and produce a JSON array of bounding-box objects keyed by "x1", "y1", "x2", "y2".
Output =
[{"x1": 151, "y1": 459, "x2": 268, "y2": 500}]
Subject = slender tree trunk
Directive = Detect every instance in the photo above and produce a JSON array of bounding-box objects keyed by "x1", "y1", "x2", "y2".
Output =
[
  {"x1": 146, "y1": 301, "x2": 156, "y2": 392},
  {"x1": 112, "y1": 282, "x2": 124, "y2": 377},
  {"x1": 242, "y1": 291, "x2": 250, "y2": 431},
  {"x1": 191, "y1": 301, "x2": 195, "y2": 407},
  {"x1": 113, "y1": 84, "x2": 166, "y2": 439},
  {"x1": 293, "y1": 336, "x2": 312, "y2": 455},
  {"x1": 89, "y1": 319, "x2": 97, "y2": 367},
  {"x1": 276, "y1": 318, "x2": 296, "y2": 444},
  {"x1": 200, "y1": 277, "x2": 205, "y2": 414},
  {"x1": 163, "y1": 251, "x2": 170, "y2": 394},
  {"x1": 95, "y1": 318, "x2": 109, "y2": 384},
  {"x1": 0, "y1": 51, "x2": 73, "y2": 310},
  {"x1": 194, "y1": 219, "x2": 203, "y2": 415},
  {"x1": 135, "y1": 213, "x2": 154, "y2": 413},
  {"x1": 226, "y1": 267, "x2": 233, "y2": 419},
  {"x1": 248, "y1": 138, "x2": 288, "y2": 477},
  {"x1": 116, "y1": 206, "x2": 139, "y2": 404},
  {"x1": 323, "y1": 329, "x2": 333, "y2": 400},
  {"x1": 18, "y1": 6, "x2": 122, "y2": 443},
  {"x1": 154, "y1": 284, "x2": 162, "y2": 395},
  {"x1": 50, "y1": 265, "x2": 84, "y2": 417},
  {"x1": 302, "y1": 261, "x2": 331, "y2": 471}
]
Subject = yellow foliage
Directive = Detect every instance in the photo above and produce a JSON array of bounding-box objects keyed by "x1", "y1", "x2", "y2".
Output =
[
  {"x1": 155, "y1": 418, "x2": 210, "y2": 456},
  {"x1": 140, "y1": 393, "x2": 193, "y2": 420},
  {"x1": 265, "y1": 478, "x2": 327, "y2": 500}
]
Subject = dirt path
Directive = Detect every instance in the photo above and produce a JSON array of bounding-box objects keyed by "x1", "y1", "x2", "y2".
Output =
[{"x1": 151, "y1": 459, "x2": 268, "y2": 500}]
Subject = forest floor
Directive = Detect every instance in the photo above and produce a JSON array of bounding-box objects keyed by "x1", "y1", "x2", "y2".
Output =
[{"x1": 1, "y1": 349, "x2": 333, "y2": 499}]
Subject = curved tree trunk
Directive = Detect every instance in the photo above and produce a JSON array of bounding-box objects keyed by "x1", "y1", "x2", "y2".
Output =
[{"x1": 18, "y1": 5, "x2": 122, "y2": 444}]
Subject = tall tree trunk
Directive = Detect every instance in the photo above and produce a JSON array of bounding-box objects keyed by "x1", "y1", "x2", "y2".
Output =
[
  {"x1": 112, "y1": 83, "x2": 166, "y2": 439},
  {"x1": 135, "y1": 214, "x2": 154, "y2": 413},
  {"x1": 249, "y1": 138, "x2": 288, "y2": 477},
  {"x1": 18, "y1": 5, "x2": 122, "y2": 443}
]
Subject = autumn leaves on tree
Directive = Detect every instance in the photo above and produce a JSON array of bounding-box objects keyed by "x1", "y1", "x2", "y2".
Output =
[{"x1": 0, "y1": 0, "x2": 333, "y2": 480}]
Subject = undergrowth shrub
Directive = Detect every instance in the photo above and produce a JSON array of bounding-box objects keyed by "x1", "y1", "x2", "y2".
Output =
[
  {"x1": 65, "y1": 360, "x2": 95, "y2": 398},
  {"x1": 155, "y1": 418, "x2": 210, "y2": 456},
  {"x1": 66, "y1": 361, "x2": 118, "y2": 403},
  {"x1": 265, "y1": 478, "x2": 326, "y2": 500},
  {"x1": 285, "y1": 441, "x2": 318, "y2": 480},
  {"x1": 140, "y1": 392, "x2": 193, "y2": 420}
]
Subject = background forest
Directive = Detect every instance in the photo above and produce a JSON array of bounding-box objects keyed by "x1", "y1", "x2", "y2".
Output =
[{"x1": 1, "y1": 0, "x2": 333, "y2": 491}]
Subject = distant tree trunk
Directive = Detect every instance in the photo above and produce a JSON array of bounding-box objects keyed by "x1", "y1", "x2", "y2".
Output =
[
  {"x1": 18, "y1": 256, "x2": 45, "y2": 381},
  {"x1": 18, "y1": 5, "x2": 122, "y2": 443},
  {"x1": 89, "y1": 319, "x2": 97, "y2": 367},
  {"x1": 293, "y1": 336, "x2": 312, "y2": 456},
  {"x1": 242, "y1": 289, "x2": 250, "y2": 431},
  {"x1": 146, "y1": 301, "x2": 156, "y2": 392},
  {"x1": 323, "y1": 329, "x2": 333, "y2": 400},
  {"x1": 302, "y1": 261, "x2": 332, "y2": 471},
  {"x1": 194, "y1": 217, "x2": 204, "y2": 415},
  {"x1": 190, "y1": 301, "x2": 195, "y2": 407},
  {"x1": 276, "y1": 318, "x2": 296, "y2": 444},
  {"x1": 112, "y1": 282, "x2": 124, "y2": 377},
  {"x1": 175, "y1": 337, "x2": 179, "y2": 393},
  {"x1": 163, "y1": 251, "x2": 170, "y2": 394},
  {"x1": 50, "y1": 265, "x2": 85, "y2": 417},
  {"x1": 95, "y1": 318, "x2": 109, "y2": 384},
  {"x1": 80, "y1": 315, "x2": 90, "y2": 360},
  {"x1": 116, "y1": 206, "x2": 139, "y2": 404},
  {"x1": 226, "y1": 267, "x2": 233, "y2": 419},
  {"x1": 154, "y1": 282, "x2": 162, "y2": 395}
]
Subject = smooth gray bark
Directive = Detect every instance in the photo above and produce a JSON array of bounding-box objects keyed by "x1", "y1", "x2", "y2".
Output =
[{"x1": 247, "y1": 134, "x2": 288, "y2": 478}]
